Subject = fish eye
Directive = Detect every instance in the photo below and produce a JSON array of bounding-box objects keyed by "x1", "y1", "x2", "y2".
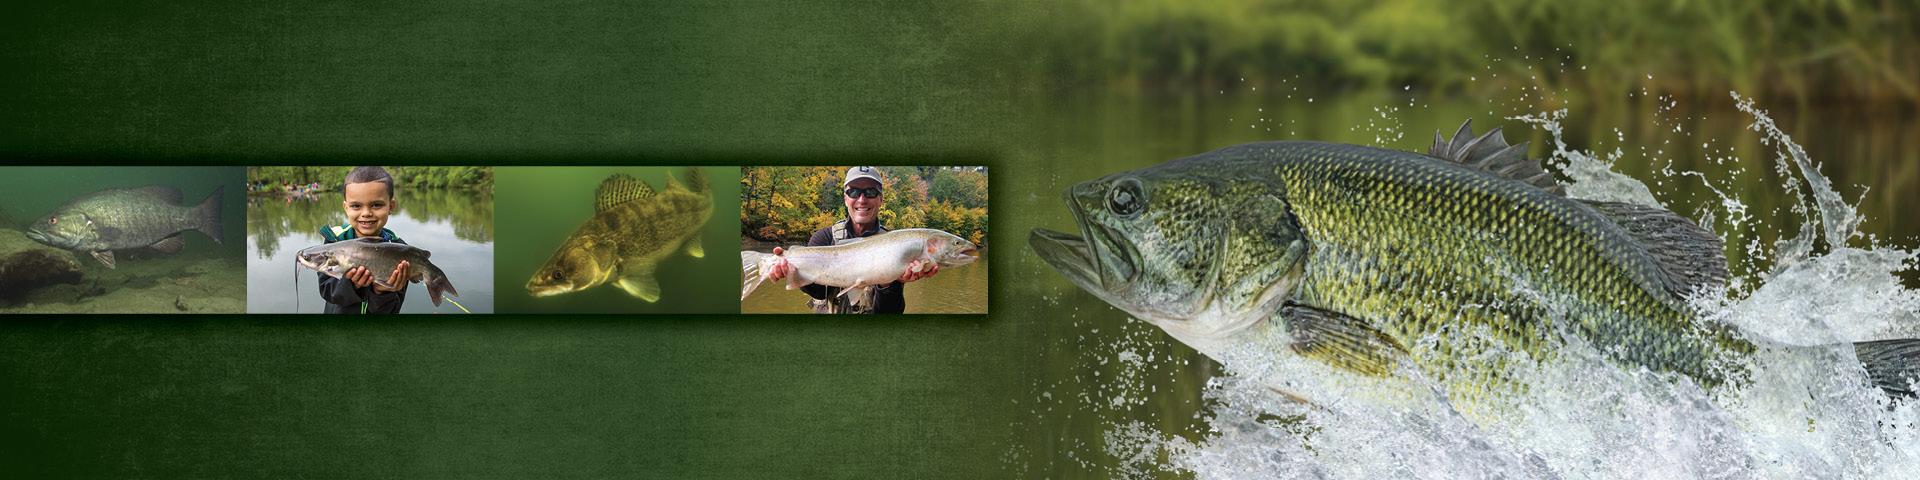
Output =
[
  {"x1": 1108, "y1": 179, "x2": 1144, "y2": 218},
  {"x1": 548, "y1": 272, "x2": 564, "y2": 281},
  {"x1": 48, "y1": 217, "x2": 56, "y2": 224}
]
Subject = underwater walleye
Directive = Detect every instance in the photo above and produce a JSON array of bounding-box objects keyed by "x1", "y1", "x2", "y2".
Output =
[
  {"x1": 25, "y1": 185, "x2": 224, "y2": 268},
  {"x1": 740, "y1": 228, "x2": 980, "y2": 304},
  {"x1": 1027, "y1": 121, "x2": 1920, "y2": 413},
  {"x1": 527, "y1": 167, "x2": 713, "y2": 301},
  {"x1": 296, "y1": 237, "x2": 459, "y2": 307}
]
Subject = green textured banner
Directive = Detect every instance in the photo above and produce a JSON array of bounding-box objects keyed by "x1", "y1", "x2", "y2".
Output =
[{"x1": 1, "y1": 1, "x2": 1024, "y2": 478}]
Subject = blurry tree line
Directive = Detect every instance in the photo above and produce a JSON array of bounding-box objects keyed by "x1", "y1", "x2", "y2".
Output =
[
  {"x1": 247, "y1": 189, "x2": 494, "y2": 257},
  {"x1": 246, "y1": 166, "x2": 493, "y2": 190},
  {"x1": 741, "y1": 166, "x2": 989, "y2": 245},
  {"x1": 995, "y1": 0, "x2": 1918, "y2": 106}
]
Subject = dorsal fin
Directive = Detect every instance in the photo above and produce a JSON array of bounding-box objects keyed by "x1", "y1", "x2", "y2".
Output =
[
  {"x1": 595, "y1": 174, "x2": 655, "y2": 213},
  {"x1": 130, "y1": 185, "x2": 185, "y2": 204},
  {"x1": 681, "y1": 166, "x2": 709, "y2": 194},
  {"x1": 663, "y1": 171, "x2": 685, "y2": 192},
  {"x1": 1428, "y1": 120, "x2": 1564, "y2": 196},
  {"x1": 1579, "y1": 200, "x2": 1729, "y2": 299}
]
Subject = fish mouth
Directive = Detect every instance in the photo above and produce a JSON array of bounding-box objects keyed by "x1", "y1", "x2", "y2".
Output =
[
  {"x1": 526, "y1": 280, "x2": 572, "y2": 297},
  {"x1": 1031, "y1": 184, "x2": 1144, "y2": 302},
  {"x1": 293, "y1": 248, "x2": 339, "y2": 276},
  {"x1": 1029, "y1": 227, "x2": 1099, "y2": 291}
]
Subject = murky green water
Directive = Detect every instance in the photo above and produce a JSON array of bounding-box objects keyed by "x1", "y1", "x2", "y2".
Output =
[
  {"x1": 245, "y1": 188, "x2": 495, "y2": 314},
  {"x1": 494, "y1": 166, "x2": 740, "y2": 314},
  {"x1": 994, "y1": 91, "x2": 1920, "y2": 478},
  {"x1": 0, "y1": 166, "x2": 247, "y2": 313},
  {"x1": 741, "y1": 245, "x2": 990, "y2": 314}
]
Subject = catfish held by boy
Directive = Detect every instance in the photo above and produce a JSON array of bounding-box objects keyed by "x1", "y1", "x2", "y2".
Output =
[{"x1": 293, "y1": 166, "x2": 457, "y2": 314}]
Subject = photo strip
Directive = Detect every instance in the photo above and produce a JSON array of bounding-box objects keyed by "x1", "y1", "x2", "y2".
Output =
[{"x1": 740, "y1": 166, "x2": 987, "y2": 314}]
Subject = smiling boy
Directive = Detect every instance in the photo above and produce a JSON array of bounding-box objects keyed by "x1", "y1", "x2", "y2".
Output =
[{"x1": 316, "y1": 166, "x2": 414, "y2": 314}]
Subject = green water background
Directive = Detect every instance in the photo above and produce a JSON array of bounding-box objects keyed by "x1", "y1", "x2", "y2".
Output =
[
  {"x1": 245, "y1": 188, "x2": 496, "y2": 314},
  {"x1": 494, "y1": 166, "x2": 739, "y2": 314},
  {"x1": 3, "y1": 1, "x2": 1919, "y2": 479},
  {"x1": 0, "y1": 167, "x2": 247, "y2": 305}
]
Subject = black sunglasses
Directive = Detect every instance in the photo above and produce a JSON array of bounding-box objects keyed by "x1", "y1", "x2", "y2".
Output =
[{"x1": 844, "y1": 187, "x2": 882, "y2": 198}]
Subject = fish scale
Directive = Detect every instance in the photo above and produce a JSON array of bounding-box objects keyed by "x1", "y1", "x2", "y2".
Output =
[{"x1": 1262, "y1": 142, "x2": 1742, "y2": 388}]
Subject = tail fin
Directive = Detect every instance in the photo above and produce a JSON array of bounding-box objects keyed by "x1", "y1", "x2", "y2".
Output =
[
  {"x1": 197, "y1": 185, "x2": 225, "y2": 245},
  {"x1": 426, "y1": 274, "x2": 459, "y2": 307},
  {"x1": 683, "y1": 167, "x2": 709, "y2": 194},
  {"x1": 741, "y1": 251, "x2": 773, "y2": 300},
  {"x1": 1855, "y1": 339, "x2": 1920, "y2": 397}
]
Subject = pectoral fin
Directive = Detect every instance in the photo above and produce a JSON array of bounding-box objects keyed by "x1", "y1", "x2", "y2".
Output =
[
  {"x1": 683, "y1": 233, "x2": 704, "y2": 258},
  {"x1": 615, "y1": 262, "x2": 661, "y2": 302},
  {"x1": 1280, "y1": 303, "x2": 1405, "y2": 377},
  {"x1": 835, "y1": 281, "x2": 871, "y2": 307},
  {"x1": 90, "y1": 250, "x2": 116, "y2": 269},
  {"x1": 150, "y1": 234, "x2": 185, "y2": 254}
]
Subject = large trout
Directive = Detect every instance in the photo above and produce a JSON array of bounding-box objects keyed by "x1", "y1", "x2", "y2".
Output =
[
  {"x1": 1028, "y1": 121, "x2": 1920, "y2": 414},
  {"x1": 740, "y1": 228, "x2": 979, "y2": 304}
]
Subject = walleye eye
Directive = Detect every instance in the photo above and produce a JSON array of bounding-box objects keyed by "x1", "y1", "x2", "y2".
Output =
[{"x1": 1108, "y1": 179, "x2": 1144, "y2": 217}]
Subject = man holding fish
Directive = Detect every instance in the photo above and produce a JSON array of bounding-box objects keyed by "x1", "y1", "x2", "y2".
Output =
[{"x1": 761, "y1": 166, "x2": 943, "y2": 314}]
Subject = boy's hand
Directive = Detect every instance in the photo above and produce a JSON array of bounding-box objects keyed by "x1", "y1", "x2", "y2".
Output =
[
  {"x1": 372, "y1": 261, "x2": 409, "y2": 293},
  {"x1": 344, "y1": 266, "x2": 376, "y2": 289},
  {"x1": 344, "y1": 261, "x2": 410, "y2": 293}
]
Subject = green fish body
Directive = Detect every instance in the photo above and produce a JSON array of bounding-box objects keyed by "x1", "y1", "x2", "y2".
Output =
[
  {"x1": 1029, "y1": 122, "x2": 1920, "y2": 415},
  {"x1": 527, "y1": 167, "x2": 713, "y2": 301},
  {"x1": 25, "y1": 185, "x2": 224, "y2": 269}
]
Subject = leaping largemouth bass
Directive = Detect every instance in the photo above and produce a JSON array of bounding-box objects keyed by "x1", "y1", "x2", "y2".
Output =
[
  {"x1": 741, "y1": 228, "x2": 979, "y2": 304},
  {"x1": 1028, "y1": 121, "x2": 1920, "y2": 414}
]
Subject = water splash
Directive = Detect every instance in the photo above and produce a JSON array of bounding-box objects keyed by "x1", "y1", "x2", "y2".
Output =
[{"x1": 1108, "y1": 96, "x2": 1920, "y2": 479}]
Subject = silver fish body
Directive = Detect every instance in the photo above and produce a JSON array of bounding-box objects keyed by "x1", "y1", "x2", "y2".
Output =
[{"x1": 741, "y1": 228, "x2": 979, "y2": 302}]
